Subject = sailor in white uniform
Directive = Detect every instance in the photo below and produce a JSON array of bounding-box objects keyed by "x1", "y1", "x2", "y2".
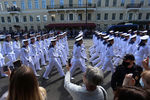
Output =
[
  {"x1": 13, "y1": 34, "x2": 21, "y2": 59},
  {"x1": 43, "y1": 37, "x2": 65, "y2": 80},
  {"x1": 3, "y1": 34, "x2": 16, "y2": 67},
  {"x1": 101, "y1": 37, "x2": 115, "y2": 73},
  {"x1": 135, "y1": 35, "x2": 149, "y2": 66},
  {"x1": 29, "y1": 37, "x2": 42, "y2": 71},
  {"x1": 20, "y1": 39, "x2": 39, "y2": 76},
  {"x1": 126, "y1": 35, "x2": 137, "y2": 55},
  {"x1": 70, "y1": 37, "x2": 86, "y2": 76},
  {"x1": 41, "y1": 34, "x2": 49, "y2": 62},
  {"x1": 0, "y1": 43, "x2": 7, "y2": 77},
  {"x1": 94, "y1": 35, "x2": 109, "y2": 68},
  {"x1": 35, "y1": 35, "x2": 46, "y2": 66}
]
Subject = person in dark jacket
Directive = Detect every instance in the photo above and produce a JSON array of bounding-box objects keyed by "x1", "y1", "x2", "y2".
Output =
[{"x1": 111, "y1": 54, "x2": 143, "y2": 92}]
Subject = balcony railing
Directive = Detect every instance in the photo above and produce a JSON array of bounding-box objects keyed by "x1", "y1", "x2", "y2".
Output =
[
  {"x1": 126, "y1": 3, "x2": 142, "y2": 8},
  {"x1": 47, "y1": 4, "x2": 96, "y2": 9},
  {"x1": 7, "y1": 6, "x2": 21, "y2": 12}
]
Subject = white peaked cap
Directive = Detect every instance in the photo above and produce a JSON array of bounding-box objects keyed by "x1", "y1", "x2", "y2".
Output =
[
  {"x1": 22, "y1": 39, "x2": 28, "y2": 42},
  {"x1": 97, "y1": 32, "x2": 102, "y2": 35},
  {"x1": 14, "y1": 35, "x2": 19, "y2": 37},
  {"x1": 143, "y1": 30, "x2": 148, "y2": 33},
  {"x1": 51, "y1": 37, "x2": 57, "y2": 42},
  {"x1": 76, "y1": 36, "x2": 83, "y2": 42},
  {"x1": 30, "y1": 37, "x2": 36, "y2": 40},
  {"x1": 108, "y1": 37, "x2": 114, "y2": 41},
  {"x1": 115, "y1": 31, "x2": 119, "y2": 34},
  {"x1": 103, "y1": 35, "x2": 109, "y2": 39},
  {"x1": 109, "y1": 30, "x2": 114, "y2": 33},
  {"x1": 125, "y1": 34, "x2": 130, "y2": 37},
  {"x1": 140, "y1": 35, "x2": 149, "y2": 40},
  {"x1": 131, "y1": 35, "x2": 137, "y2": 39}
]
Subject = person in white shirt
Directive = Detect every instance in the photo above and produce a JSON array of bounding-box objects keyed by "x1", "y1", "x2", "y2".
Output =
[
  {"x1": 35, "y1": 35, "x2": 46, "y2": 66},
  {"x1": 64, "y1": 65, "x2": 108, "y2": 100},
  {"x1": 29, "y1": 37, "x2": 42, "y2": 71},
  {"x1": 43, "y1": 37, "x2": 65, "y2": 80},
  {"x1": 101, "y1": 37, "x2": 115, "y2": 73},
  {"x1": 20, "y1": 39, "x2": 39, "y2": 77},
  {"x1": 0, "y1": 43, "x2": 7, "y2": 77},
  {"x1": 3, "y1": 34, "x2": 16, "y2": 67},
  {"x1": 135, "y1": 36, "x2": 149, "y2": 66},
  {"x1": 70, "y1": 37, "x2": 86, "y2": 76},
  {"x1": 13, "y1": 35, "x2": 21, "y2": 59}
]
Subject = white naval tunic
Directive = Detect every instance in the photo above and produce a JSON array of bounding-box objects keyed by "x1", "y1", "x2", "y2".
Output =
[
  {"x1": 70, "y1": 44, "x2": 86, "y2": 76},
  {"x1": 3, "y1": 41, "x2": 16, "y2": 66},
  {"x1": 43, "y1": 45, "x2": 65, "y2": 78},
  {"x1": 13, "y1": 40, "x2": 21, "y2": 59}
]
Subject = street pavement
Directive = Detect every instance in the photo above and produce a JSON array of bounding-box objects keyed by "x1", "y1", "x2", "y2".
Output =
[{"x1": 0, "y1": 39, "x2": 114, "y2": 100}]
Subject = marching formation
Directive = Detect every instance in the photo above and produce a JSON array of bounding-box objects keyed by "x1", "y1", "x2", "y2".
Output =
[
  {"x1": 0, "y1": 32, "x2": 70, "y2": 79},
  {"x1": 1, "y1": 29, "x2": 150, "y2": 80},
  {"x1": 90, "y1": 30, "x2": 150, "y2": 73}
]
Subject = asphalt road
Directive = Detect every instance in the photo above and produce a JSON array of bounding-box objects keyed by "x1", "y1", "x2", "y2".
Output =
[{"x1": 0, "y1": 39, "x2": 114, "y2": 100}]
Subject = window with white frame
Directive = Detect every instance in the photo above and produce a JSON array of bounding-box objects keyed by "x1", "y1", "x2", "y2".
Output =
[
  {"x1": 146, "y1": 13, "x2": 150, "y2": 20},
  {"x1": 88, "y1": 13, "x2": 92, "y2": 20},
  {"x1": 35, "y1": 0, "x2": 39, "y2": 9},
  {"x1": 78, "y1": 14, "x2": 82, "y2": 21},
  {"x1": 7, "y1": 16, "x2": 11, "y2": 23},
  {"x1": 69, "y1": 14, "x2": 73, "y2": 21},
  {"x1": 36, "y1": 15, "x2": 40, "y2": 22},
  {"x1": 138, "y1": 13, "x2": 142, "y2": 20},
  {"x1": 15, "y1": 16, "x2": 19, "y2": 23},
  {"x1": 105, "y1": 0, "x2": 109, "y2": 7},
  {"x1": 60, "y1": 14, "x2": 64, "y2": 21},
  {"x1": 1, "y1": 17, "x2": 5, "y2": 23},
  {"x1": 42, "y1": 0, "x2": 46, "y2": 8},
  {"x1": 30, "y1": 16, "x2": 33, "y2": 22},
  {"x1": 112, "y1": 13, "x2": 116, "y2": 20},
  {"x1": 23, "y1": 16, "x2": 27, "y2": 22},
  {"x1": 51, "y1": 14, "x2": 55, "y2": 21},
  {"x1": 4, "y1": 2, "x2": 9, "y2": 9},
  {"x1": 88, "y1": 0, "x2": 92, "y2": 6},
  {"x1": 78, "y1": 0, "x2": 83, "y2": 7},
  {"x1": 119, "y1": 13, "x2": 123, "y2": 20},
  {"x1": 0, "y1": 3, "x2": 3, "y2": 11},
  {"x1": 113, "y1": 0, "x2": 117, "y2": 7},
  {"x1": 128, "y1": 13, "x2": 133, "y2": 20},
  {"x1": 43, "y1": 15, "x2": 47, "y2": 21},
  {"x1": 51, "y1": 0, "x2": 55, "y2": 8},
  {"x1": 60, "y1": 0, "x2": 64, "y2": 6},
  {"x1": 21, "y1": 0, "x2": 25, "y2": 9},
  {"x1": 28, "y1": 0, "x2": 32, "y2": 9},
  {"x1": 130, "y1": 0, "x2": 135, "y2": 4},
  {"x1": 97, "y1": 0, "x2": 101, "y2": 7},
  {"x1": 12, "y1": 1, "x2": 17, "y2": 7},
  {"x1": 97, "y1": 13, "x2": 101, "y2": 20},
  {"x1": 121, "y1": 0, "x2": 125, "y2": 6}
]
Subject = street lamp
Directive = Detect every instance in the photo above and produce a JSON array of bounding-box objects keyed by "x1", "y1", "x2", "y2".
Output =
[{"x1": 86, "y1": 0, "x2": 88, "y2": 28}]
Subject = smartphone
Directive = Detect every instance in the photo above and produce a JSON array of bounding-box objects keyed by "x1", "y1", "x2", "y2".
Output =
[
  {"x1": 13, "y1": 60, "x2": 22, "y2": 69},
  {"x1": 148, "y1": 57, "x2": 150, "y2": 68},
  {"x1": 68, "y1": 58, "x2": 71, "y2": 67},
  {"x1": 3, "y1": 66, "x2": 8, "y2": 72}
]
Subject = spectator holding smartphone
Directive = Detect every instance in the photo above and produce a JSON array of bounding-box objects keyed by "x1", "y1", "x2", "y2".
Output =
[
  {"x1": 64, "y1": 64, "x2": 107, "y2": 100},
  {"x1": 111, "y1": 54, "x2": 143, "y2": 93},
  {"x1": 1, "y1": 65, "x2": 47, "y2": 100}
]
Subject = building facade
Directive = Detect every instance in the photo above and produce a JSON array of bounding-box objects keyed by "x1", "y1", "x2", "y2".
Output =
[{"x1": 0, "y1": 0, "x2": 150, "y2": 31}]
